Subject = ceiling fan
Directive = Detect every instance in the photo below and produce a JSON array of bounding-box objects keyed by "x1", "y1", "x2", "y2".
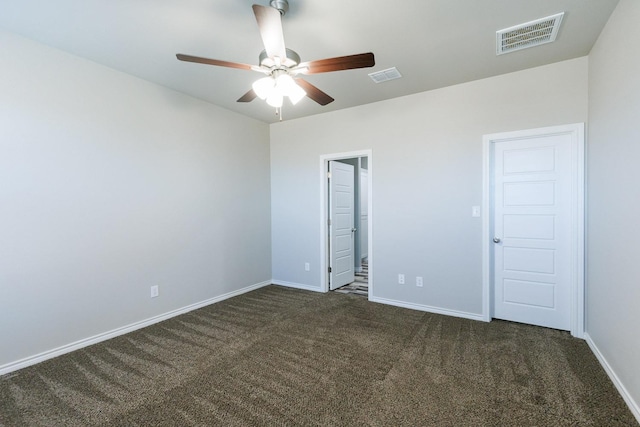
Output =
[{"x1": 176, "y1": 0, "x2": 375, "y2": 117}]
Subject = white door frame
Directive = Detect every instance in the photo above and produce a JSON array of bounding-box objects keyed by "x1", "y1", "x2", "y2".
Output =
[
  {"x1": 482, "y1": 123, "x2": 585, "y2": 338},
  {"x1": 320, "y1": 150, "x2": 373, "y2": 296}
]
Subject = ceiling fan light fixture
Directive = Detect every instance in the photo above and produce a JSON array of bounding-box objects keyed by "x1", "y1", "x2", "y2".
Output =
[
  {"x1": 287, "y1": 84, "x2": 306, "y2": 105},
  {"x1": 266, "y1": 92, "x2": 284, "y2": 108},
  {"x1": 276, "y1": 74, "x2": 306, "y2": 105},
  {"x1": 252, "y1": 76, "x2": 275, "y2": 99}
]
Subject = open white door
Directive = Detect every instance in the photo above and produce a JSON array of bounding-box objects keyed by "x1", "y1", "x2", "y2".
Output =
[
  {"x1": 491, "y1": 128, "x2": 581, "y2": 331},
  {"x1": 329, "y1": 161, "x2": 355, "y2": 290}
]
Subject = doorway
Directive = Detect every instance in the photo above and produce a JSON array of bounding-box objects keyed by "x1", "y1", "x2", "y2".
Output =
[
  {"x1": 320, "y1": 150, "x2": 372, "y2": 297},
  {"x1": 482, "y1": 124, "x2": 584, "y2": 337}
]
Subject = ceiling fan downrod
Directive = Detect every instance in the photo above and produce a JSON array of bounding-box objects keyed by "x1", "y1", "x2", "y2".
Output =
[{"x1": 269, "y1": 0, "x2": 289, "y2": 16}]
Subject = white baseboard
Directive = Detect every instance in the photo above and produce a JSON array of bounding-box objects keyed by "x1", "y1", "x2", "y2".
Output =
[
  {"x1": 0, "y1": 280, "x2": 271, "y2": 376},
  {"x1": 271, "y1": 280, "x2": 324, "y2": 293},
  {"x1": 584, "y1": 333, "x2": 640, "y2": 424},
  {"x1": 369, "y1": 296, "x2": 485, "y2": 322}
]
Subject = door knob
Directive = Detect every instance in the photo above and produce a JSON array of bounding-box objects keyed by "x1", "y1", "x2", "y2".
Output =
[
  {"x1": 351, "y1": 228, "x2": 357, "y2": 232},
  {"x1": 493, "y1": 237, "x2": 501, "y2": 243}
]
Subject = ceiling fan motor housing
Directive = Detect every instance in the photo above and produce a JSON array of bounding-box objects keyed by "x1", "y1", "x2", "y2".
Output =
[
  {"x1": 269, "y1": 0, "x2": 289, "y2": 16},
  {"x1": 259, "y1": 48, "x2": 300, "y2": 69}
]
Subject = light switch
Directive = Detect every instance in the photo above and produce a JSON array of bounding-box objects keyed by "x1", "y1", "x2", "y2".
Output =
[{"x1": 472, "y1": 206, "x2": 481, "y2": 217}]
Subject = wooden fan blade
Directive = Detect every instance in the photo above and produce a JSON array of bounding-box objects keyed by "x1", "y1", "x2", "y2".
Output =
[
  {"x1": 237, "y1": 89, "x2": 257, "y2": 103},
  {"x1": 297, "y1": 52, "x2": 375, "y2": 74},
  {"x1": 252, "y1": 4, "x2": 287, "y2": 61},
  {"x1": 176, "y1": 54, "x2": 254, "y2": 71},
  {"x1": 296, "y1": 79, "x2": 334, "y2": 106}
]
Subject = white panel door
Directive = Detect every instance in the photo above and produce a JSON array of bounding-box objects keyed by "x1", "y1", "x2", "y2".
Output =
[
  {"x1": 493, "y1": 134, "x2": 572, "y2": 330},
  {"x1": 329, "y1": 161, "x2": 355, "y2": 290}
]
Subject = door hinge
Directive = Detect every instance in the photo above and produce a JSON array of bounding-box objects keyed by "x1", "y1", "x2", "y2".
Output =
[
  {"x1": 328, "y1": 218, "x2": 331, "y2": 226},
  {"x1": 328, "y1": 266, "x2": 332, "y2": 273},
  {"x1": 327, "y1": 171, "x2": 331, "y2": 179}
]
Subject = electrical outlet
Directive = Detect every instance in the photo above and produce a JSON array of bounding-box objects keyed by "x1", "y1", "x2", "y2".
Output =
[
  {"x1": 398, "y1": 274, "x2": 405, "y2": 285},
  {"x1": 416, "y1": 277, "x2": 423, "y2": 287},
  {"x1": 305, "y1": 262, "x2": 310, "y2": 271},
  {"x1": 150, "y1": 285, "x2": 159, "y2": 298}
]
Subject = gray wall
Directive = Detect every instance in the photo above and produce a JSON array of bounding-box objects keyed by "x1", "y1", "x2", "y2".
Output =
[
  {"x1": 271, "y1": 57, "x2": 588, "y2": 317},
  {"x1": 0, "y1": 31, "x2": 272, "y2": 368},
  {"x1": 587, "y1": 0, "x2": 640, "y2": 417}
]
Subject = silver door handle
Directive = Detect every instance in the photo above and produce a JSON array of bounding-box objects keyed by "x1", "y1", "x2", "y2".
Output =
[
  {"x1": 493, "y1": 237, "x2": 501, "y2": 243},
  {"x1": 352, "y1": 228, "x2": 357, "y2": 232}
]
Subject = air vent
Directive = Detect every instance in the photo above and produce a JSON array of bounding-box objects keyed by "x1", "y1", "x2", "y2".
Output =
[
  {"x1": 496, "y1": 12, "x2": 564, "y2": 55},
  {"x1": 368, "y1": 67, "x2": 402, "y2": 83}
]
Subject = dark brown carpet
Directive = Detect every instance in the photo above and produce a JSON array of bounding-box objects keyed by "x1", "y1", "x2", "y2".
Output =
[{"x1": 1, "y1": 285, "x2": 637, "y2": 426}]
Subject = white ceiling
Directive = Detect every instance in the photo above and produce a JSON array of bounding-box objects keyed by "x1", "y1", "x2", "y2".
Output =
[{"x1": 0, "y1": 0, "x2": 619, "y2": 124}]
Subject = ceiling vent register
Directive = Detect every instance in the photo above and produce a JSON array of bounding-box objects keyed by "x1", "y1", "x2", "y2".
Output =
[
  {"x1": 496, "y1": 12, "x2": 565, "y2": 55},
  {"x1": 368, "y1": 67, "x2": 402, "y2": 83}
]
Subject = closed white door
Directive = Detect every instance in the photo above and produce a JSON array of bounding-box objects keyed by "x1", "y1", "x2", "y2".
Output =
[
  {"x1": 329, "y1": 161, "x2": 355, "y2": 290},
  {"x1": 493, "y1": 133, "x2": 573, "y2": 330}
]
